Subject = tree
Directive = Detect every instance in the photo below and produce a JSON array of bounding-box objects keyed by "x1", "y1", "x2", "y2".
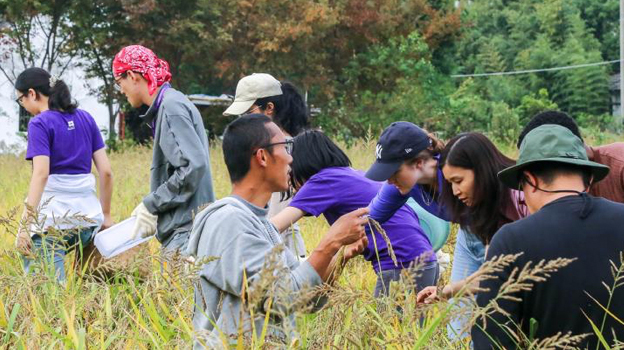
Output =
[
  {"x1": 0, "y1": 0, "x2": 77, "y2": 84},
  {"x1": 453, "y1": 0, "x2": 611, "y2": 126},
  {"x1": 68, "y1": 0, "x2": 132, "y2": 141}
]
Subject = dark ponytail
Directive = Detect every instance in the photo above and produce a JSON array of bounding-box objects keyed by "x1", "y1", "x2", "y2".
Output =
[
  {"x1": 15, "y1": 67, "x2": 77, "y2": 113},
  {"x1": 255, "y1": 81, "x2": 309, "y2": 136}
]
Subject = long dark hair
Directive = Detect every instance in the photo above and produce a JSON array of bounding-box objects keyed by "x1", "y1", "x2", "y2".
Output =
[
  {"x1": 440, "y1": 132, "x2": 515, "y2": 244},
  {"x1": 256, "y1": 81, "x2": 309, "y2": 136},
  {"x1": 290, "y1": 129, "x2": 351, "y2": 188},
  {"x1": 15, "y1": 67, "x2": 77, "y2": 113}
]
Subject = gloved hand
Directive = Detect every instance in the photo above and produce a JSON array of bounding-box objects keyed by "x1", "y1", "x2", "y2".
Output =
[{"x1": 131, "y1": 202, "x2": 158, "y2": 239}]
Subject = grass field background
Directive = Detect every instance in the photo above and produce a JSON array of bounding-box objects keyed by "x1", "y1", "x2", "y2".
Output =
[{"x1": 0, "y1": 131, "x2": 621, "y2": 349}]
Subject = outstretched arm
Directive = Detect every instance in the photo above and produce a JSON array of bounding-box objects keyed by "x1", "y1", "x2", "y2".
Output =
[
  {"x1": 368, "y1": 182, "x2": 411, "y2": 224},
  {"x1": 270, "y1": 206, "x2": 305, "y2": 233}
]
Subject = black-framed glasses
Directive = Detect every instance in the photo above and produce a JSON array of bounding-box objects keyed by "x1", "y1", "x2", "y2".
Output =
[
  {"x1": 15, "y1": 93, "x2": 26, "y2": 105},
  {"x1": 253, "y1": 140, "x2": 294, "y2": 155},
  {"x1": 114, "y1": 71, "x2": 129, "y2": 91}
]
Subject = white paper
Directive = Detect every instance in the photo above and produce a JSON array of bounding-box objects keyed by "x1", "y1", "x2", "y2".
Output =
[{"x1": 94, "y1": 217, "x2": 153, "y2": 258}]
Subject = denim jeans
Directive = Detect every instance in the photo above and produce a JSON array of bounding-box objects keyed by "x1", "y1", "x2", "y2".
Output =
[
  {"x1": 374, "y1": 260, "x2": 440, "y2": 298},
  {"x1": 447, "y1": 227, "x2": 486, "y2": 341},
  {"x1": 23, "y1": 227, "x2": 96, "y2": 282}
]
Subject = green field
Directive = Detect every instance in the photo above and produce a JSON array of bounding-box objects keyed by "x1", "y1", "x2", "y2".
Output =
[{"x1": 0, "y1": 133, "x2": 621, "y2": 349}]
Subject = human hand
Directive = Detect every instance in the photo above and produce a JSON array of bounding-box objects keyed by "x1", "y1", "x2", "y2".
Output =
[
  {"x1": 131, "y1": 202, "x2": 157, "y2": 239},
  {"x1": 101, "y1": 214, "x2": 114, "y2": 231},
  {"x1": 343, "y1": 236, "x2": 368, "y2": 260},
  {"x1": 326, "y1": 207, "x2": 369, "y2": 247},
  {"x1": 416, "y1": 286, "x2": 440, "y2": 304},
  {"x1": 16, "y1": 226, "x2": 32, "y2": 255}
]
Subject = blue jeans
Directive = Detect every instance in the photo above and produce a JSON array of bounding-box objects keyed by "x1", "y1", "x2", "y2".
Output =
[
  {"x1": 23, "y1": 227, "x2": 96, "y2": 282},
  {"x1": 447, "y1": 228, "x2": 485, "y2": 341},
  {"x1": 374, "y1": 260, "x2": 440, "y2": 298}
]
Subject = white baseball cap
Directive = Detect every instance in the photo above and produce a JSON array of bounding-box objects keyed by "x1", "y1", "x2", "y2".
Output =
[{"x1": 223, "y1": 73, "x2": 283, "y2": 116}]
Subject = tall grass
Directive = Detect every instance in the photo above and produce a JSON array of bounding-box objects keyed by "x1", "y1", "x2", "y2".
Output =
[{"x1": 0, "y1": 133, "x2": 622, "y2": 349}]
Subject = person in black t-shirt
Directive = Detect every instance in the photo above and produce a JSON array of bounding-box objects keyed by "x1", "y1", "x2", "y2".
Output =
[{"x1": 472, "y1": 124, "x2": 624, "y2": 349}]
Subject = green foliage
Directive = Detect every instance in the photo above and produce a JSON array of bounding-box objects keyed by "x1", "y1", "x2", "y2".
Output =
[
  {"x1": 1, "y1": 0, "x2": 619, "y2": 140},
  {"x1": 490, "y1": 101, "x2": 520, "y2": 143},
  {"x1": 515, "y1": 89, "x2": 559, "y2": 125},
  {"x1": 450, "y1": 0, "x2": 614, "y2": 136},
  {"x1": 316, "y1": 31, "x2": 453, "y2": 138},
  {"x1": 576, "y1": 113, "x2": 615, "y2": 131},
  {"x1": 446, "y1": 79, "x2": 491, "y2": 136}
]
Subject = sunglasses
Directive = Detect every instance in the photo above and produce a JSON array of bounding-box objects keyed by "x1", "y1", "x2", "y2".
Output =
[{"x1": 253, "y1": 140, "x2": 294, "y2": 155}]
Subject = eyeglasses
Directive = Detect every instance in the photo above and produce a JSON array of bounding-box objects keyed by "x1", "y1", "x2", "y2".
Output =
[
  {"x1": 15, "y1": 93, "x2": 26, "y2": 106},
  {"x1": 114, "y1": 72, "x2": 129, "y2": 92},
  {"x1": 242, "y1": 105, "x2": 262, "y2": 116},
  {"x1": 253, "y1": 140, "x2": 294, "y2": 155}
]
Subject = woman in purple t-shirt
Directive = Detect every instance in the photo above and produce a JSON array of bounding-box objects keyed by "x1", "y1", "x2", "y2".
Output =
[
  {"x1": 15, "y1": 68, "x2": 113, "y2": 282},
  {"x1": 271, "y1": 130, "x2": 438, "y2": 297}
]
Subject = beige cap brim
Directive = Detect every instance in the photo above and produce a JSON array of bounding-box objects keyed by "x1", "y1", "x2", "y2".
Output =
[{"x1": 223, "y1": 99, "x2": 255, "y2": 116}]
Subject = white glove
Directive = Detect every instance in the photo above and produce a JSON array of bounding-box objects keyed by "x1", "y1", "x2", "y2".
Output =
[
  {"x1": 436, "y1": 250, "x2": 451, "y2": 275},
  {"x1": 131, "y1": 202, "x2": 158, "y2": 239}
]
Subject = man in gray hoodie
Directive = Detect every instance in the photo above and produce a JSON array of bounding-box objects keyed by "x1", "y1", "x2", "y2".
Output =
[
  {"x1": 186, "y1": 115, "x2": 369, "y2": 349},
  {"x1": 113, "y1": 45, "x2": 215, "y2": 252}
]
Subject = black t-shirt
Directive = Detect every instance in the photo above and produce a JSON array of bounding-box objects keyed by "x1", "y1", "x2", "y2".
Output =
[{"x1": 472, "y1": 194, "x2": 624, "y2": 349}]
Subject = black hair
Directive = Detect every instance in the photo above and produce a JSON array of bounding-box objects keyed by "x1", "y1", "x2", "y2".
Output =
[
  {"x1": 521, "y1": 162, "x2": 593, "y2": 190},
  {"x1": 440, "y1": 132, "x2": 516, "y2": 245},
  {"x1": 222, "y1": 114, "x2": 275, "y2": 183},
  {"x1": 290, "y1": 129, "x2": 351, "y2": 188},
  {"x1": 15, "y1": 67, "x2": 77, "y2": 113},
  {"x1": 255, "y1": 81, "x2": 309, "y2": 136},
  {"x1": 517, "y1": 110, "x2": 582, "y2": 149}
]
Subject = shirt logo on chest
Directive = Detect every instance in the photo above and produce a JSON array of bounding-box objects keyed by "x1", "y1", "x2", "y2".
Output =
[{"x1": 67, "y1": 120, "x2": 75, "y2": 130}]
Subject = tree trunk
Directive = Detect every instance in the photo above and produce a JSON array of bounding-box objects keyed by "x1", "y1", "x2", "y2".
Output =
[{"x1": 106, "y1": 94, "x2": 117, "y2": 142}]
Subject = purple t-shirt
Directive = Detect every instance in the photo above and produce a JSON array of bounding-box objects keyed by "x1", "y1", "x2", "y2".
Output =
[
  {"x1": 290, "y1": 167, "x2": 435, "y2": 272},
  {"x1": 26, "y1": 109, "x2": 105, "y2": 174}
]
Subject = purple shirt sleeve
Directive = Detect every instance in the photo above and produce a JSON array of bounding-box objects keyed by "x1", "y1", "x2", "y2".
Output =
[
  {"x1": 369, "y1": 169, "x2": 450, "y2": 223},
  {"x1": 368, "y1": 182, "x2": 410, "y2": 224},
  {"x1": 289, "y1": 175, "x2": 337, "y2": 217},
  {"x1": 25, "y1": 119, "x2": 50, "y2": 160}
]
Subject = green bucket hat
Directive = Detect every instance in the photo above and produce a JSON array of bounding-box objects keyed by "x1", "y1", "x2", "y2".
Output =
[{"x1": 498, "y1": 124, "x2": 610, "y2": 189}]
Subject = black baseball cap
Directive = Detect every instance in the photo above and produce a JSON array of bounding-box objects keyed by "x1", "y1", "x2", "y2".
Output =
[{"x1": 365, "y1": 122, "x2": 432, "y2": 181}]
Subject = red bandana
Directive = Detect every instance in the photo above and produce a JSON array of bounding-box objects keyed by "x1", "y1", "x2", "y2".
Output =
[{"x1": 112, "y1": 45, "x2": 172, "y2": 95}]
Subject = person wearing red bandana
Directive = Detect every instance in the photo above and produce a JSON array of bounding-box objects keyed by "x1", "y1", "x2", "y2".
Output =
[{"x1": 112, "y1": 45, "x2": 215, "y2": 253}]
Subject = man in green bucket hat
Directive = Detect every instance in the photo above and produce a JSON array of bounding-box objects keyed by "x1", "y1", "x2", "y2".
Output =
[{"x1": 472, "y1": 124, "x2": 624, "y2": 349}]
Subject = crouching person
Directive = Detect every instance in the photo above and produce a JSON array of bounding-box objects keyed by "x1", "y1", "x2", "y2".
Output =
[
  {"x1": 472, "y1": 125, "x2": 624, "y2": 349},
  {"x1": 186, "y1": 115, "x2": 369, "y2": 349}
]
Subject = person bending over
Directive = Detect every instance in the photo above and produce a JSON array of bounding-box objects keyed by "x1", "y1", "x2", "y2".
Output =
[{"x1": 186, "y1": 115, "x2": 368, "y2": 349}]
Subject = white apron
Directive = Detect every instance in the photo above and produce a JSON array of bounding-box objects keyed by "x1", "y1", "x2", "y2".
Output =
[{"x1": 27, "y1": 173, "x2": 104, "y2": 236}]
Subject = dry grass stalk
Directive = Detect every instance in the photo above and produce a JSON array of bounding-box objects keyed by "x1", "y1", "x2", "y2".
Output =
[
  {"x1": 467, "y1": 254, "x2": 578, "y2": 349},
  {"x1": 368, "y1": 217, "x2": 398, "y2": 267}
]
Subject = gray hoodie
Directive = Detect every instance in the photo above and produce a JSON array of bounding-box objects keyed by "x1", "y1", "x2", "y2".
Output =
[
  {"x1": 186, "y1": 196, "x2": 323, "y2": 349},
  {"x1": 140, "y1": 86, "x2": 215, "y2": 244}
]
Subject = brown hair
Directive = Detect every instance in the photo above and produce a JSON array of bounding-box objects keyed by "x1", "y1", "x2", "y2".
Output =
[
  {"x1": 403, "y1": 132, "x2": 444, "y2": 196},
  {"x1": 406, "y1": 132, "x2": 445, "y2": 165}
]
